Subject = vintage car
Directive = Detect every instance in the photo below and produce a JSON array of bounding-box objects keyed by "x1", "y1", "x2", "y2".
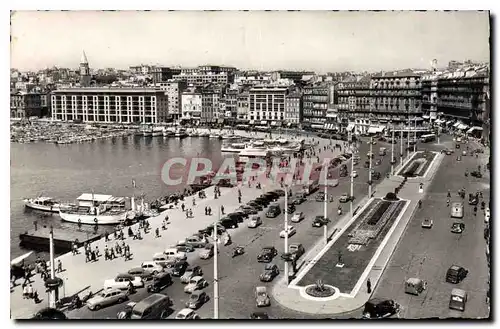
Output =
[
  {"x1": 421, "y1": 219, "x2": 433, "y2": 229},
  {"x1": 291, "y1": 212, "x2": 305, "y2": 223},
  {"x1": 184, "y1": 276, "x2": 208, "y2": 294},
  {"x1": 255, "y1": 286, "x2": 271, "y2": 307},
  {"x1": 313, "y1": 215, "x2": 330, "y2": 227},
  {"x1": 104, "y1": 274, "x2": 144, "y2": 291},
  {"x1": 175, "y1": 308, "x2": 201, "y2": 319},
  {"x1": 259, "y1": 263, "x2": 280, "y2": 282},
  {"x1": 180, "y1": 266, "x2": 203, "y2": 284},
  {"x1": 451, "y1": 222, "x2": 465, "y2": 234},
  {"x1": 87, "y1": 288, "x2": 128, "y2": 311},
  {"x1": 279, "y1": 226, "x2": 297, "y2": 238},
  {"x1": 257, "y1": 246, "x2": 278, "y2": 263},
  {"x1": 185, "y1": 291, "x2": 210, "y2": 309},
  {"x1": 362, "y1": 298, "x2": 400, "y2": 319}
]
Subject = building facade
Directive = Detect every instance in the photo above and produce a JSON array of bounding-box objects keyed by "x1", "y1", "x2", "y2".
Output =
[
  {"x1": 173, "y1": 71, "x2": 234, "y2": 86},
  {"x1": 180, "y1": 91, "x2": 202, "y2": 122},
  {"x1": 337, "y1": 78, "x2": 371, "y2": 133},
  {"x1": 158, "y1": 80, "x2": 187, "y2": 120},
  {"x1": 237, "y1": 91, "x2": 249, "y2": 120},
  {"x1": 152, "y1": 67, "x2": 182, "y2": 84},
  {"x1": 302, "y1": 84, "x2": 330, "y2": 125},
  {"x1": 248, "y1": 86, "x2": 287, "y2": 124},
  {"x1": 10, "y1": 91, "x2": 43, "y2": 118},
  {"x1": 79, "y1": 51, "x2": 91, "y2": 87},
  {"x1": 51, "y1": 88, "x2": 168, "y2": 123},
  {"x1": 285, "y1": 93, "x2": 302, "y2": 124},
  {"x1": 200, "y1": 86, "x2": 221, "y2": 122},
  {"x1": 224, "y1": 89, "x2": 238, "y2": 119}
]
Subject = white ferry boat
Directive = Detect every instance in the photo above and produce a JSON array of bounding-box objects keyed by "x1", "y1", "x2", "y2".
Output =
[
  {"x1": 163, "y1": 127, "x2": 176, "y2": 137},
  {"x1": 58, "y1": 193, "x2": 129, "y2": 225},
  {"x1": 221, "y1": 142, "x2": 247, "y2": 153},
  {"x1": 23, "y1": 196, "x2": 62, "y2": 213}
]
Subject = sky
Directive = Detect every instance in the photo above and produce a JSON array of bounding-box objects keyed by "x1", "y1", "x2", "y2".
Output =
[{"x1": 10, "y1": 10, "x2": 490, "y2": 73}]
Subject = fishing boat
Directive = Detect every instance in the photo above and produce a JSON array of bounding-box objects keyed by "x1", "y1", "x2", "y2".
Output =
[
  {"x1": 174, "y1": 128, "x2": 188, "y2": 138},
  {"x1": 58, "y1": 193, "x2": 129, "y2": 225},
  {"x1": 221, "y1": 142, "x2": 247, "y2": 153},
  {"x1": 151, "y1": 127, "x2": 163, "y2": 137},
  {"x1": 199, "y1": 131, "x2": 210, "y2": 137},
  {"x1": 142, "y1": 129, "x2": 153, "y2": 137},
  {"x1": 209, "y1": 134, "x2": 222, "y2": 139},
  {"x1": 23, "y1": 196, "x2": 62, "y2": 213}
]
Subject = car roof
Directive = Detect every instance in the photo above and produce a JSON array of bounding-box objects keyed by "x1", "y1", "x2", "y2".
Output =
[
  {"x1": 450, "y1": 265, "x2": 462, "y2": 270},
  {"x1": 129, "y1": 267, "x2": 145, "y2": 272},
  {"x1": 102, "y1": 288, "x2": 122, "y2": 294},
  {"x1": 406, "y1": 278, "x2": 422, "y2": 284},
  {"x1": 451, "y1": 288, "x2": 466, "y2": 297},
  {"x1": 256, "y1": 286, "x2": 267, "y2": 293},
  {"x1": 191, "y1": 276, "x2": 203, "y2": 281},
  {"x1": 117, "y1": 273, "x2": 134, "y2": 278},
  {"x1": 265, "y1": 263, "x2": 276, "y2": 269},
  {"x1": 263, "y1": 246, "x2": 274, "y2": 249},
  {"x1": 289, "y1": 243, "x2": 301, "y2": 247},
  {"x1": 179, "y1": 308, "x2": 194, "y2": 315}
]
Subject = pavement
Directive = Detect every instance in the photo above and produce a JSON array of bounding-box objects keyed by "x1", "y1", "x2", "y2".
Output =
[
  {"x1": 10, "y1": 130, "x2": 342, "y2": 319},
  {"x1": 372, "y1": 135, "x2": 491, "y2": 319},
  {"x1": 63, "y1": 135, "x2": 401, "y2": 319}
]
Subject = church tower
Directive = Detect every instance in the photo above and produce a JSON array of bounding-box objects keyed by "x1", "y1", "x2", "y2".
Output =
[{"x1": 79, "y1": 50, "x2": 91, "y2": 87}]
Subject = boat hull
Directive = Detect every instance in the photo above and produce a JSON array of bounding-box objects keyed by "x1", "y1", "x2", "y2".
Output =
[
  {"x1": 24, "y1": 202, "x2": 60, "y2": 213},
  {"x1": 59, "y1": 210, "x2": 128, "y2": 225}
]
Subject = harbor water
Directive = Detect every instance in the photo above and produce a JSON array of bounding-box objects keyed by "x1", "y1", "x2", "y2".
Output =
[{"x1": 10, "y1": 135, "x2": 228, "y2": 259}]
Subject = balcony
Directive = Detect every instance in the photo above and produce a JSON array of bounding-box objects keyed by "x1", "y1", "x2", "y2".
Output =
[{"x1": 436, "y1": 101, "x2": 473, "y2": 110}]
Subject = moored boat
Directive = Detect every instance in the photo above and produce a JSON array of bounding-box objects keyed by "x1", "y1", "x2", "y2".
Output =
[
  {"x1": 174, "y1": 128, "x2": 188, "y2": 138},
  {"x1": 58, "y1": 193, "x2": 129, "y2": 225},
  {"x1": 23, "y1": 197, "x2": 62, "y2": 213}
]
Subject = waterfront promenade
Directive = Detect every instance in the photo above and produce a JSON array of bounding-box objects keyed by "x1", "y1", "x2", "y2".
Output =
[
  {"x1": 272, "y1": 150, "x2": 444, "y2": 315},
  {"x1": 10, "y1": 131, "x2": 343, "y2": 319}
]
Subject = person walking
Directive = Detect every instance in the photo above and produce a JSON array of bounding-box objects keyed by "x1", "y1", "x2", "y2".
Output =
[
  {"x1": 155, "y1": 228, "x2": 160, "y2": 238},
  {"x1": 367, "y1": 278, "x2": 372, "y2": 293},
  {"x1": 57, "y1": 259, "x2": 62, "y2": 273},
  {"x1": 221, "y1": 205, "x2": 225, "y2": 215}
]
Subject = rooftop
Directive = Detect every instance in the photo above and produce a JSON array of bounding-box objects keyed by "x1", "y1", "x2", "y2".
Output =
[{"x1": 52, "y1": 87, "x2": 163, "y2": 93}]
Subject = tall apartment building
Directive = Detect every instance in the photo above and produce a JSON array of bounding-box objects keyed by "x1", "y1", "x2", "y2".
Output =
[
  {"x1": 158, "y1": 80, "x2": 187, "y2": 120},
  {"x1": 152, "y1": 67, "x2": 182, "y2": 84},
  {"x1": 337, "y1": 77, "x2": 371, "y2": 134},
  {"x1": 302, "y1": 84, "x2": 330, "y2": 125},
  {"x1": 248, "y1": 86, "x2": 287, "y2": 124},
  {"x1": 369, "y1": 72, "x2": 422, "y2": 133},
  {"x1": 51, "y1": 88, "x2": 168, "y2": 123},
  {"x1": 200, "y1": 85, "x2": 222, "y2": 122},
  {"x1": 224, "y1": 89, "x2": 238, "y2": 119},
  {"x1": 173, "y1": 65, "x2": 236, "y2": 86},
  {"x1": 285, "y1": 93, "x2": 302, "y2": 125},
  {"x1": 180, "y1": 89, "x2": 202, "y2": 123},
  {"x1": 237, "y1": 91, "x2": 249, "y2": 120}
]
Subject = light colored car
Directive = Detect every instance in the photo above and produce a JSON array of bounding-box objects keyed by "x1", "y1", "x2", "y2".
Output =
[
  {"x1": 351, "y1": 171, "x2": 358, "y2": 178},
  {"x1": 184, "y1": 276, "x2": 208, "y2": 293},
  {"x1": 185, "y1": 236, "x2": 208, "y2": 248},
  {"x1": 248, "y1": 216, "x2": 263, "y2": 228},
  {"x1": 255, "y1": 286, "x2": 271, "y2": 307},
  {"x1": 175, "y1": 308, "x2": 200, "y2": 319},
  {"x1": 339, "y1": 193, "x2": 350, "y2": 203},
  {"x1": 421, "y1": 219, "x2": 433, "y2": 228},
  {"x1": 104, "y1": 274, "x2": 144, "y2": 291},
  {"x1": 279, "y1": 226, "x2": 296, "y2": 238},
  {"x1": 141, "y1": 261, "x2": 163, "y2": 275},
  {"x1": 87, "y1": 288, "x2": 128, "y2": 311},
  {"x1": 291, "y1": 212, "x2": 305, "y2": 223},
  {"x1": 164, "y1": 248, "x2": 187, "y2": 261},
  {"x1": 485, "y1": 207, "x2": 490, "y2": 223},
  {"x1": 199, "y1": 244, "x2": 215, "y2": 260},
  {"x1": 180, "y1": 266, "x2": 203, "y2": 284}
]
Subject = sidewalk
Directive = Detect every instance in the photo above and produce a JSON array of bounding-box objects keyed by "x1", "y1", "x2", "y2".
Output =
[
  {"x1": 272, "y1": 152, "x2": 445, "y2": 316},
  {"x1": 10, "y1": 132, "x2": 341, "y2": 319}
]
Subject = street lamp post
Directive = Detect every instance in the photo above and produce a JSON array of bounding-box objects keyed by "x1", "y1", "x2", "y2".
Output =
[
  {"x1": 413, "y1": 116, "x2": 417, "y2": 153},
  {"x1": 349, "y1": 131, "x2": 354, "y2": 218},
  {"x1": 391, "y1": 124, "x2": 395, "y2": 175},
  {"x1": 406, "y1": 116, "x2": 410, "y2": 157},
  {"x1": 323, "y1": 182, "x2": 328, "y2": 244},
  {"x1": 49, "y1": 227, "x2": 56, "y2": 309},
  {"x1": 213, "y1": 218, "x2": 219, "y2": 319},
  {"x1": 284, "y1": 188, "x2": 289, "y2": 285},
  {"x1": 368, "y1": 136, "x2": 373, "y2": 197}
]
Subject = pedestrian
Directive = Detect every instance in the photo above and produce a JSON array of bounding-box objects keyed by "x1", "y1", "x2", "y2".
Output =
[
  {"x1": 27, "y1": 284, "x2": 34, "y2": 299},
  {"x1": 181, "y1": 203, "x2": 185, "y2": 212},
  {"x1": 33, "y1": 290, "x2": 40, "y2": 304},
  {"x1": 57, "y1": 259, "x2": 62, "y2": 273},
  {"x1": 192, "y1": 198, "x2": 196, "y2": 206},
  {"x1": 367, "y1": 278, "x2": 372, "y2": 293},
  {"x1": 85, "y1": 250, "x2": 90, "y2": 263},
  {"x1": 205, "y1": 206, "x2": 208, "y2": 215},
  {"x1": 446, "y1": 199, "x2": 450, "y2": 207},
  {"x1": 22, "y1": 284, "x2": 28, "y2": 299},
  {"x1": 72, "y1": 242, "x2": 77, "y2": 255},
  {"x1": 447, "y1": 189, "x2": 451, "y2": 198},
  {"x1": 155, "y1": 228, "x2": 160, "y2": 238},
  {"x1": 95, "y1": 246, "x2": 100, "y2": 257},
  {"x1": 162, "y1": 221, "x2": 167, "y2": 230},
  {"x1": 221, "y1": 205, "x2": 225, "y2": 215},
  {"x1": 238, "y1": 195, "x2": 242, "y2": 203}
]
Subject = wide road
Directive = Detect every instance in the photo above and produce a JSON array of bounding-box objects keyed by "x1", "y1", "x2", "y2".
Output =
[
  {"x1": 69, "y1": 136, "x2": 407, "y2": 319},
  {"x1": 373, "y1": 135, "x2": 490, "y2": 319}
]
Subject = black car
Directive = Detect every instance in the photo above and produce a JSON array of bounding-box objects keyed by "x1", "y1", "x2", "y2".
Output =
[
  {"x1": 362, "y1": 299, "x2": 400, "y2": 319},
  {"x1": 247, "y1": 202, "x2": 264, "y2": 211},
  {"x1": 291, "y1": 193, "x2": 307, "y2": 205},
  {"x1": 257, "y1": 246, "x2": 278, "y2": 263},
  {"x1": 286, "y1": 204, "x2": 296, "y2": 214},
  {"x1": 455, "y1": 144, "x2": 461, "y2": 149},
  {"x1": 468, "y1": 195, "x2": 479, "y2": 205},
  {"x1": 364, "y1": 161, "x2": 370, "y2": 168},
  {"x1": 220, "y1": 217, "x2": 238, "y2": 229},
  {"x1": 171, "y1": 260, "x2": 189, "y2": 277},
  {"x1": 263, "y1": 192, "x2": 280, "y2": 201},
  {"x1": 31, "y1": 308, "x2": 67, "y2": 320},
  {"x1": 147, "y1": 272, "x2": 173, "y2": 293},
  {"x1": 446, "y1": 265, "x2": 468, "y2": 284},
  {"x1": 128, "y1": 268, "x2": 154, "y2": 281},
  {"x1": 186, "y1": 291, "x2": 210, "y2": 309},
  {"x1": 313, "y1": 216, "x2": 330, "y2": 227},
  {"x1": 266, "y1": 205, "x2": 281, "y2": 218},
  {"x1": 250, "y1": 312, "x2": 269, "y2": 319},
  {"x1": 239, "y1": 205, "x2": 258, "y2": 215},
  {"x1": 273, "y1": 189, "x2": 286, "y2": 196},
  {"x1": 259, "y1": 263, "x2": 280, "y2": 282},
  {"x1": 316, "y1": 191, "x2": 325, "y2": 202},
  {"x1": 471, "y1": 171, "x2": 483, "y2": 178},
  {"x1": 254, "y1": 197, "x2": 270, "y2": 206},
  {"x1": 372, "y1": 171, "x2": 381, "y2": 180},
  {"x1": 228, "y1": 212, "x2": 247, "y2": 222},
  {"x1": 200, "y1": 224, "x2": 226, "y2": 236}
]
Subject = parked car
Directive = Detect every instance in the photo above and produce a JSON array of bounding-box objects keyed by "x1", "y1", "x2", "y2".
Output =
[
  {"x1": 171, "y1": 260, "x2": 189, "y2": 277},
  {"x1": 87, "y1": 288, "x2": 128, "y2": 311},
  {"x1": 279, "y1": 226, "x2": 297, "y2": 238},
  {"x1": 286, "y1": 204, "x2": 296, "y2": 214},
  {"x1": 220, "y1": 217, "x2": 239, "y2": 229},
  {"x1": 163, "y1": 248, "x2": 187, "y2": 261},
  {"x1": 266, "y1": 205, "x2": 281, "y2": 218},
  {"x1": 316, "y1": 191, "x2": 325, "y2": 202},
  {"x1": 273, "y1": 189, "x2": 286, "y2": 196},
  {"x1": 116, "y1": 302, "x2": 137, "y2": 319},
  {"x1": 247, "y1": 202, "x2": 263, "y2": 211},
  {"x1": 451, "y1": 222, "x2": 465, "y2": 234},
  {"x1": 291, "y1": 212, "x2": 305, "y2": 223},
  {"x1": 147, "y1": 272, "x2": 173, "y2": 293},
  {"x1": 184, "y1": 236, "x2": 208, "y2": 248},
  {"x1": 250, "y1": 312, "x2": 269, "y2": 319},
  {"x1": 175, "y1": 308, "x2": 201, "y2": 319},
  {"x1": 421, "y1": 219, "x2": 433, "y2": 229},
  {"x1": 288, "y1": 243, "x2": 305, "y2": 260},
  {"x1": 228, "y1": 211, "x2": 247, "y2": 222},
  {"x1": 339, "y1": 193, "x2": 350, "y2": 203},
  {"x1": 128, "y1": 268, "x2": 154, "y2": 282},
  {"x1": 175, "y1": 240, "x2": 195, "y2": 252},
  {"x1": 375, "y1": 159, "x2": 382, "y2": 166},
  {"x1": 257, "y1": 246, "x2": 278, "y2": 263},
  {"x1": 248, "y1": 216, "x2": 263, "y2": 228},
  {"x1": 185, "y1": 291, "x2": 210, "y2": 309},
  {"x1": 104, "y1": 274, "x2": 144, "y2": 291},
  {"x1": 362, "y1": 298, "x2": 400, "y2": 319},
  {"x1": 184, "y1": 276, "x2": 208, "y2": 293},
  {"x1": 259, "y1": 263, "x2": 280, "y2": 282},
  {"x1": 313, "y1": 215, "x2": 330, "y2": 227},
  {"x1": 449, "y1": 288, "x2": 467, "y2": 311},
  {"x1": 199, "y1": 243, "x2": 216, "y2": 260},
  {"x1": 180, "y1": 266, "x2": 203, "y2": 284},
  {"x1": 372, "y1": 171, "x2": 381, "y2": 180},
  {"x1": 291, "y1": 193, "x2": 306, "y2": 205},
  {"x1": 471, "y1": 171, "x2": 483, "y2": 178},
  {"x1": 263, "y1": 192, "x2": 280, "y2": 201},
  {"x1": 255, "y1": 286, "x2": 271, "y2": 307},
  {"x1": 239, "y1": 205, "x2": 258, "y2": 215},
  {"x1": 404, "y1": 278, "x2": 427, "y2": 296},
  {"x1": 141, "y1": 261, "x2": 164, "y2": 275},
  {"x1": 446, "y1": 265, "x2": 468, "y2": 284},
  {"x1": 351, "y1": 171, "x2": 358, "y2": 178}
]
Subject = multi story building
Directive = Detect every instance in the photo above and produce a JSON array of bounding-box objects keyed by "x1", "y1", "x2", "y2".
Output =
[
  {"x1": 158, "y1": 80, "x2": 187, "y2": 120},
  {"x1": 224, "y1": 89, "x2": 238, "y2": 119},
  {"x1": 51, "y1": 88, "x2": 169, "y2": 123},
  {"x1": 180, "y1": 89, "x2": 202, "y2": 123},
  {"x1": 79, "y1": 51, "x2": 91, "y2": 87},
  {"x1": 10, "y1": 91, "x2": 43, "y2": 118},
  {"x1": 337, "y1": 77, "x2": 371, "y2": 134},
  {"x1": 237, "y1": 91, "x2": 249, "y2": 120},
  {"x1": 248, "y1": 86, "x2": 287, "y2": 125},
  {"x1": 284, "y1": 93, "x2": 302, "y2": 125},
  {"x1": 174, "y1": 65, "x2": 236, "y2": 86},
  {"x1": 369, "y1": 72, "x2": 423, "y2": 134},
  {"x1": 275, "y1": 71, "x2": 315, "y2": 84},
  {"x1": 302, "y1": 84, "x2": 330, "y2": 126},
  {"x1": 200, "y1": 85, "x2": 222, "y2": 123},
  {"x1": 152, "y1": 67, "x2": 182, "y2": 84}
]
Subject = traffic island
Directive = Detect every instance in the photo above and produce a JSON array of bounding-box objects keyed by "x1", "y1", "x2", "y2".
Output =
[{"x1": 397, "y1": 151, "x2": 437, "y2": 178}]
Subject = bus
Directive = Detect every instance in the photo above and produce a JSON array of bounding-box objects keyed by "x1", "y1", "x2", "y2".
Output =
[{"x1": 420, "y1": 134, "x2": 436, "y2": 143}]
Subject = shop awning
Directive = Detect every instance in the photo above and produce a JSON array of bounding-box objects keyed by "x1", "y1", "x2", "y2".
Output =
[
  {"x1": 435, "y1": 119, "x2": 444, "y2": 124},
  {"x1": 422, "y1": 115, "x2": 430, "y2": 119},
  {"x1": 377, "y1": 125, "x2": 386, "y2": 132},
  {"x1": 287, "y1": 123, "x2": 292, "y2": 127},
  {"x1": 311, "y1": 124, "x2": 324, "y2": 129},
  {"x1": 367, "y1": 127, "x2": 378, "y2": 134},
  {"x1": 271, "y1": 121, "x2": 277, "y2": 126},
  {"x1": 466, "y1": 126, "x2": 483, "y2": 134},
  {"x1": 446, "y1": 120, "x2": 453, "y2": 125},
  {"x1": 218, "y1": 118, "x2": 225, "y2": 123},
  {"x1": 249, "y1": 120, "x2": 255, "y2": 125},
  {"x1": 260, "y1": 120, "x2": 267, "y2": 125}
]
